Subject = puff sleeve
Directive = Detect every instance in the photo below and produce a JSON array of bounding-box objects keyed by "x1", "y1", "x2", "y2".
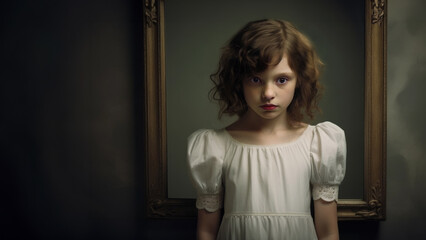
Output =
[
  {"x1": 187, "y1": 129, "x2": 224, "y2": 212},
  {"x1": 310, "y1": 122, "x2": 346, "y2": 202}
]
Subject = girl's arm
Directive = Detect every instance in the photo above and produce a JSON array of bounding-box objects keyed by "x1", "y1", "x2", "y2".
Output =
[
  {"x1": 197, "y1": 209, "x2": 221, "y2": 240},
  {"x1": 314, "y1": 199, "x2": 339, "y2": 240}
]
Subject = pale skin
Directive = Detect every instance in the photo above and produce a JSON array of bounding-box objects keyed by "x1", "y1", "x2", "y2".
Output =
[{"x1": 197, "y1": 56, "x2": 339, "y2": 240}]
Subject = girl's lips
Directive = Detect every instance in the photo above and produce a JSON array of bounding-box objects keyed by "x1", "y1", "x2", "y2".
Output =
[{"x1": 260, "y1": 104, "x2": 277, "y2": 110}]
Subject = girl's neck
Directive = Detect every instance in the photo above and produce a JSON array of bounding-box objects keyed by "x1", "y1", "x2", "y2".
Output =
[
  {"x1": 231, "y1": 110, "x2": 294, "y2": 133},
  {"x1": 226, "y1": 110, "x2": 308, "y2": 146}
]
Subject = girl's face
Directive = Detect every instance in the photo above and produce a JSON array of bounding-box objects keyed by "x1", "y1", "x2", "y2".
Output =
[{"x1": 242, "y1": 55, "x2": 297, "y2": 121}]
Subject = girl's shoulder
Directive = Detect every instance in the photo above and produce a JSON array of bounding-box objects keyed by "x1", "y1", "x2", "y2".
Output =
[
  {"x1": 188, "y1": 128, "x2": 227, "y2": 138},
  {"x1": 187, "y1": 129, "x2": 228, "y2": 162},
  {"x1": 188, "y1": 128, "x2": 228, "y2": 146},
  {"x1": 311, "y1": 121, "x2": 345, "y2": 138},
  {"x1": 313, "y1": 121, "x2": 343, "y2": 129},
  {"x1": 310, "y1": 121, "x2": 346, "y2": 164}
]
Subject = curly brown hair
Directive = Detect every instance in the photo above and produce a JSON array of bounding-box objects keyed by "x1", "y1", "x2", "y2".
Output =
[{"x1": 210, "y1": 19, "x2": 323, "y2": 123}]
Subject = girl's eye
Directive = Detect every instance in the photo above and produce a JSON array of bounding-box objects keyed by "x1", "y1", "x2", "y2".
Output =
[
  {"x1": 250, "y1": 77, "x2": 261, "y2": 84},
  {"x1": 277, "y1": 77, "x2": 288, "y2": 84}
]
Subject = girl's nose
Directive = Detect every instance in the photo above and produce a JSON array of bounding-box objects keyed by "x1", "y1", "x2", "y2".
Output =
[{"x1": 262, "y1": 84, "x2": 275, "y2": 101}]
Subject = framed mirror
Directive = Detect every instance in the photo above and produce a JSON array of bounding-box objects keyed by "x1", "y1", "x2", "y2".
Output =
[{"x1": 144, "y1": 0, "x2": 386, "y2": 220}]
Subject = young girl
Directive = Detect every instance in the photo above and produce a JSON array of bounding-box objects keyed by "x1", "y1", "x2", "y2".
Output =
[{"x1": 187, "y1": 19, "x2": 346, "y2": 240}]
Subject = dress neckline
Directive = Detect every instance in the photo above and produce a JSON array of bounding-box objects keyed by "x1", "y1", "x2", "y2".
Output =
[{"x1": 221, "y1": 125, "x2": 313, "y2": 148}]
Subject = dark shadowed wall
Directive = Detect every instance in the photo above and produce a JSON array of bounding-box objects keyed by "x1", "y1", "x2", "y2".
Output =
[
  {"x1": 1, "y1": 0, "x2": 425, "y2": 239},
  {"x1": 1, "y1": 1, "x2": 143, "y2": 239}
]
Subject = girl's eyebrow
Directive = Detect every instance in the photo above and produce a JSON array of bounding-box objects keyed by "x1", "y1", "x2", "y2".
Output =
[
  {"x1": 261, "y1": 71, "x2": 295, "y2": 78},
  {"x1": 252, "y1": 71, "x2": 295, "y2": 79},
  {"x1": 276, "y1": 72, "x2": 294, "y2": 76}
]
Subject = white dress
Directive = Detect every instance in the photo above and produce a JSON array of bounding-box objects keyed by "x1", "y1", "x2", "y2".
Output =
[{"x1": 187, "y1": 121, "x2": 346, "y2": 240}]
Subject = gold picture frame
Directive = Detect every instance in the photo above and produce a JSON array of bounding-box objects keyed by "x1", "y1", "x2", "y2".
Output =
[{"x1": 143, "y1": 0, "x2": 386, "y2": 220}]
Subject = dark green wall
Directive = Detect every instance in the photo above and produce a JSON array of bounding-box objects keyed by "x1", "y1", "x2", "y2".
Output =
[{"x1": 1, "y1": 0, "x2": 426, "y2": 239}]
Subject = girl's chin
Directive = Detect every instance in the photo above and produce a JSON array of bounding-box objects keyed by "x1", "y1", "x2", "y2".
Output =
[
  {"x1": 256, "y1": 112, "x2": 285, "y2": 120},
  {"x1": 244, "y1": 108, "x2": 287, "y2": 121}
]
